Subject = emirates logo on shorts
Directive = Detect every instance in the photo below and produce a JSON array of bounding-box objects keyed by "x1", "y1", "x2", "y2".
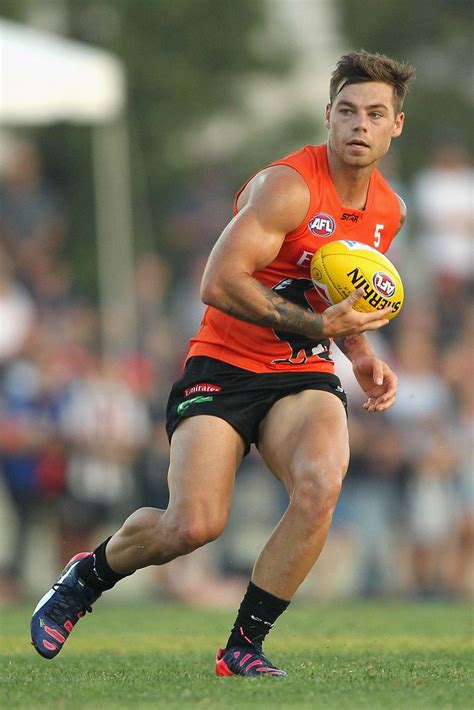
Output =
[{"x1": 184, "y1": 383, "x2": 222, "y2": 397}]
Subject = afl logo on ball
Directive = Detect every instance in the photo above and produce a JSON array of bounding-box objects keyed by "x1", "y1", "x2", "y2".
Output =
[
  {"x1": 308, "y1": 212, "x2": 336, "y2": 237},
  {"x1": 372, "y1": 272, "x2": 396, "y2": 298}
]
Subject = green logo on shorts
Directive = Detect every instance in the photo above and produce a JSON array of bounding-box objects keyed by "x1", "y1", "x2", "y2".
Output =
[{"x1": 177, "y1": 395, "x2": 214, "y2": 416}]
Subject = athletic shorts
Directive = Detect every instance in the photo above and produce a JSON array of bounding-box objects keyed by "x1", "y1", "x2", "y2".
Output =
[{"x1": 166, "y1": 356, "x2": 347, "y2": 457}]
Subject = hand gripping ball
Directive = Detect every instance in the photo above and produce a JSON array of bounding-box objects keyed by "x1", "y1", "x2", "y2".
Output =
[{"x1": 310, "y1": 240, "x2": 404, "y2": 319}]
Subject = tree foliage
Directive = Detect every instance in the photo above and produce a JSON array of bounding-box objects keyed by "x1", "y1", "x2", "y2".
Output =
[
  {"x1": 337, "y1": 0, "x2": 473, "y2": 177},
  {"x1": 0, "y1": 0, "x2": 293, "y2": 291},
  {"x1": 1, "y1": 0, "x2": 471, "y2": 292}
]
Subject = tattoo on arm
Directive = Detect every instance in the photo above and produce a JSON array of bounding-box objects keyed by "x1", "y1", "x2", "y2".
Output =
[
  {"x1": 335, "y1": 334, "x2": 372, "y2": 361},
  {"x1": 221, "y1": 280, "x2": 325, "y2": 339}
]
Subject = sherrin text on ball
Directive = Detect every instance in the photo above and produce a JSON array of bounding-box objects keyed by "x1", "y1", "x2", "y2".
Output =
[{"x1": 310, "y1": 240, "x2": 404, "y2": 320}]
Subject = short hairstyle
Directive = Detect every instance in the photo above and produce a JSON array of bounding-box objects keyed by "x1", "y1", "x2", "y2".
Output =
[{"x1": 329, "y1": 50, "x2": 416, "y2": 113}]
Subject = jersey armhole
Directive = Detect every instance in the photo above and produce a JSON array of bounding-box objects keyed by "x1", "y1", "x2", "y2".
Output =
[{"x1": 383, "y1": 191, "x2": 404, "y2": 253}]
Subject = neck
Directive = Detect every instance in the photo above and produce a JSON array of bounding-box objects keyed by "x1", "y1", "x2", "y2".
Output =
[{"x1": 326, "y1": 143, "x2": 377, "y2": 210}]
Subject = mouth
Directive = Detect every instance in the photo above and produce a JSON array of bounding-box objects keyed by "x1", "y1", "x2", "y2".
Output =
[{"x1": 348, "y1": 139, "x2": 370, "y2": 148}]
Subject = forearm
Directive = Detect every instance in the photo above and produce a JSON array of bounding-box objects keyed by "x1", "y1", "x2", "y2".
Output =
[
  {"x1": 205, "y1": 273, "x2": 326, "y2": 339},
  {"x1": 334, "y1": 334, "x2": 375, "y2": 362},
  {"x1": 203, "y1": 270, "x2": 392, "y2": 341}
]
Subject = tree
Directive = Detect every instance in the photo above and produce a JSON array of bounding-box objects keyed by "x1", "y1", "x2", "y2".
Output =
[
  {"x1": 0, "y1": 0, "x2": 295, "y2": 291},
  {"x1": 337, "y1": 0, "x2": 473, "y2": 178}
]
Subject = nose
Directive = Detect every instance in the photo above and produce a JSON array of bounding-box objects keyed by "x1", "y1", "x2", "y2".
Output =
[{"x1": 352, "y1": 110, "x2": 369, "y2": 132}]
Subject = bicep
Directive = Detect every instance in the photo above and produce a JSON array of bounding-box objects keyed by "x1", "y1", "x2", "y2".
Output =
[
  {"x1": 204, "y1": 207, "x2": 286, "y2": 280},
  {"x1": 202, "y1": 166, "x2": 309, "y2": 284}
]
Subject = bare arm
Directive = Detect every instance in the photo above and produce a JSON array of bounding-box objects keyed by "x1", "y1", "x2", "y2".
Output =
[
  {"x1": 332, "y1": 194, "x2": 405, "y2": 410},
  {"x1": 201, "y1": 166, "x2": 392, "y2": 339},
  {"x1": 334, "y1": 333, "x2": 374, "y2": 363}
]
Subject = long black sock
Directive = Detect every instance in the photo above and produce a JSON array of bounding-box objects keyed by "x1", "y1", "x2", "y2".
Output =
[
  {"x1": 226, "y1": 581, "x2": 290, "y2": 651},
  {"x1": 76, "y1": 537, "x2": 130, "y2": 593}
]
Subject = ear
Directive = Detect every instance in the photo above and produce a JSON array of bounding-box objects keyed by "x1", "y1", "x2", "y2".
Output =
[
  {"x1": 392, "y1": 112, "x2": 405, "y2": 138},
  {"x1": 325, "y1": 103, "x2": 332, "y2": 129}
]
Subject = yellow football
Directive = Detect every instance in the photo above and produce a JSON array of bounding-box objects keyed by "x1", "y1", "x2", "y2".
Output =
[{"x1": 310, "y1": 240, "x2": 404, "y2": 320}]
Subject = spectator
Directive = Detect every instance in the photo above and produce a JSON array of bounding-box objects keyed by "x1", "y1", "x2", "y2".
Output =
[
  {"x1": 412, "y1": 139, "x2": 473, "y2": 338},
  {"x1": 406, "y1": 423, "x2": 459, "y2": 598},
  {"x1": 0, "y1": 134, "x2": 472, "y2": 606},
  {"x1": 0, "y1": 354, "x2": 64, "y2": 601},
  {"x1": 337, "y1": 415, "x2": 409, "y2": 598},
  {"x1": 388, "y1": 322, "x2": 453, "y2": 458},
  {"x1": 0, "y1": 249, "x2": 35, "y2": 365},
  {"x1": 441, "y1": 305, "x2": 474, "y2": 598},
  {"x1": 163, "y1": 163, "x2": 232, "y2": 271},
  {"x1": 0, "y1": 139, "x2": 66, "y2": 287},
  {"x1": 58, "y1": 359, "x2": 151, "y2": 564}
]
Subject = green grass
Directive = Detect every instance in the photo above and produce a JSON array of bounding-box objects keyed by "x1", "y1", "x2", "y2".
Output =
[{"x1": 1, "y1": 601, "x2": 473, "y2": 709}]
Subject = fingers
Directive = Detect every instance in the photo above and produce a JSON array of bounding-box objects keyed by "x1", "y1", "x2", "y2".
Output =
[
  {"x1": 344, "y1": 290, "x2": 392, "y2": 319},
  {"x1": 342, "y1": 292, "x2": 392, "y2": 333},
  {"x1": 364, "y1": 372, "x2": 397, "y2": 410},
  {"x1": 355, "y1": 317, "x2": 390, "y2": 333},
  {"x1": 363, "y1": 383, "x2": 397, "y2": 412},
  {"x1": 363, "y1": 394, "x2": 396, "y2": 412},
  {"x1": 345, "y1": 287, "x2": 365, "y2": 306},
  {"x1": 323, "y1": 291, "x2": 393, "y2": 338},
  {"x1": 357, "y1": 306, "x2": 393, "y2": 322},
  {"x1": 372, "y1": 359, "x2": 384, "y2": 386}
]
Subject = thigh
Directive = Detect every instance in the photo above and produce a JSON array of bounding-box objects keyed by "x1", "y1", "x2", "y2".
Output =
[
  {"x1": 258, "y1": 389, "x2": 350, "y2": 493},
  {"x1": 167, "y1": 415, "x2": 245, "y2": 527}
]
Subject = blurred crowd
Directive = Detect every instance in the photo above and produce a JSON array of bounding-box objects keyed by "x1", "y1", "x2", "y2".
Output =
[{"x1": 0, "y1": 135, "x2": 472, "y2": 606}]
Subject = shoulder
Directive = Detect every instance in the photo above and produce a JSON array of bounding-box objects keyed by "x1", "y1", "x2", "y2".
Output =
[
  {"x1": 237, "y1": 164, "x2": 310, "y2": 233},
  {"x1": 249, "y1": 164, "x2": 309, "y2": 202}
]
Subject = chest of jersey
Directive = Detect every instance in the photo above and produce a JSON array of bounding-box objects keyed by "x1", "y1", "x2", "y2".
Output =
[
  {"x1": 259, "y1": 176, "x2": 399, "y2": 286},
  {"x1": 281, "y1": 214, "x2": 388, "y2": 278}
]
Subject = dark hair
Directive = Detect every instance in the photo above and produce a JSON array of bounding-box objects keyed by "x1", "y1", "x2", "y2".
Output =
[{"x1": 330, "y1": 50, "x2": 416, "y2": 112}]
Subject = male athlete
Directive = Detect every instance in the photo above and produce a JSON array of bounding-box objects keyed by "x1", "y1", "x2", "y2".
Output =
[{"x1": 31, "y1": 51, "x2": 415, "y2": 676}]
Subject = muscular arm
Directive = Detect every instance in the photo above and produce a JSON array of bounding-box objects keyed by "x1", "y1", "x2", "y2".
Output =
[
  {"x1": 201, "y1": 166, "x2": 392, "y2": 339},
  {"x1": 219, "y1": 277, "x2": 328, "y2": 340}
]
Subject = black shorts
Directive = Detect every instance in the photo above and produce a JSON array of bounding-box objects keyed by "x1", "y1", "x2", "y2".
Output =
[{"x1": 166, "y1": 356, "x2": 347, "y2": 457}]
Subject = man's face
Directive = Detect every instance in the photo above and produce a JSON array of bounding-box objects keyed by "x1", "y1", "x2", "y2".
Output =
[{"x1": 325, "y1": 82, "x2": 404, "y2": 168}]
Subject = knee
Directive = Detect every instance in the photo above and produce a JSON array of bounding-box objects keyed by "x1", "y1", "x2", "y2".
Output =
[
  {"x1": 172, "y1": 514, "x2": 227, "y2": 555},
  {"x1": 291, "y1": 456, "x2": 347, "y2": 518}
]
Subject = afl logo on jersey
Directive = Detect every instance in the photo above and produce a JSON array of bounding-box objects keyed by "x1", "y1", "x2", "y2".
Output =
[
  {"x1": 372, "y1": 272, "x2": 396, "y2": 298},
  {"x1": 308, "y1": 212, "x2": 336, "y2": 237}
]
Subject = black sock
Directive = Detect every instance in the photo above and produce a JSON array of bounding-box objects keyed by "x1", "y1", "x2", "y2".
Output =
[
  {"x1": 226, "y1": 581, "x2": 290, "y2": 651},
  {"x1": 76, "y1": 537, "x2": 130, "y2": 593}
]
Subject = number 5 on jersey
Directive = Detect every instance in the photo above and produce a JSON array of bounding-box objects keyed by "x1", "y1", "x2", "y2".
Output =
[{"x1": 374, "y1": 223, "x2": 384, "y2": 247}]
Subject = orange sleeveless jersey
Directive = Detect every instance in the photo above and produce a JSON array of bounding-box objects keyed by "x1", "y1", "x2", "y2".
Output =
[{"x1": 187, "y1": 143, "x2": 401, "y2": 373}]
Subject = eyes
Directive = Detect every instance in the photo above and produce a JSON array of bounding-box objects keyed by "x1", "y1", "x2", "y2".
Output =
[{"x1": 338, "y1": 108, "x2": 385, "y2": 120}]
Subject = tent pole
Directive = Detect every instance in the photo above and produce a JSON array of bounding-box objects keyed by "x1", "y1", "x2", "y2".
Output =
[{"x1": 92, "y1": 118, "x2": 137, "y2": 363}]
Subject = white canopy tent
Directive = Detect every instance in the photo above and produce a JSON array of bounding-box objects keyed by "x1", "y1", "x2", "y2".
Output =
[{"x1": 0, "y1": 18, "x2": 136, "y2": 358}]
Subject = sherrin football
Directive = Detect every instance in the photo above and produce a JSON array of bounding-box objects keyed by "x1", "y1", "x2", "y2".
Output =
[{"x1": 310, "y1": 240, "x2": 404, "y2": 320}]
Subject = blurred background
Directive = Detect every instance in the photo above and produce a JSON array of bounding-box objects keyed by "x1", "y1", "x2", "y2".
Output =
[{"x1": 0, "y1": 0, "x2": 472, "y2": 607}]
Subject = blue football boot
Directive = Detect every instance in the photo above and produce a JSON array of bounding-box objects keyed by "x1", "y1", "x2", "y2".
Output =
[{"x1": 31, "y1": 552, "x2": 100, "y2": 659}]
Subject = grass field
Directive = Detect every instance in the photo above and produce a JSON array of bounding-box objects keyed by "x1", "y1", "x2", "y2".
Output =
[{"x1": 1, "y1": 601, "x2": 472, "y2": 709}]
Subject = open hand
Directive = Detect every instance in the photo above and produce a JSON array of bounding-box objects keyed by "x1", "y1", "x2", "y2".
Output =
[{"x1": 352, "y1": 355, "x2": 398, "y2": 412}]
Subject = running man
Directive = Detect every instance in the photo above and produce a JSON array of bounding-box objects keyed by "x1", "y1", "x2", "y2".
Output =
[{"x1": 31, "y1": 50, "x2": 415, "y2": 677}]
